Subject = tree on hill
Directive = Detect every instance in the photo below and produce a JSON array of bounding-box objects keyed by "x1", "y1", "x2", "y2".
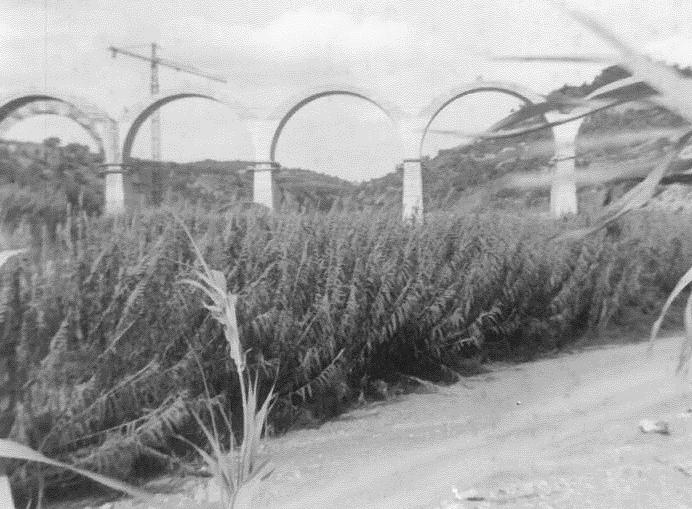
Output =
[{"x1": 42, "y1": 136, "x2": 61, "y2": 149}]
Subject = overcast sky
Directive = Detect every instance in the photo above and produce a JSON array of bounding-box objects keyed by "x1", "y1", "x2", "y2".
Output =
[{"x1": 1, "y1": 0, "x2": 691, "y2": 181}]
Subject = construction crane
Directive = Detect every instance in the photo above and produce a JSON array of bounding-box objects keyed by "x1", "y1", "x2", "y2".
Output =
[{"x1": 108, "y1": 43, "x2": 227, "y2": 161}]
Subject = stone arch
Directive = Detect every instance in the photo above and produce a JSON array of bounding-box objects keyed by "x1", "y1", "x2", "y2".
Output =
[
  {"x1": 418, "y1": 80, "x2": 546, "y2": 158},
  {"x1": 0, "y1": 89, "x2": 116, "y2": 160},
  {"x1": 267, "y1": 84, "x2": 405, "y2": 162},
  {"x1": 121, "y1": 88, "x2": 252, "y2": 161}
]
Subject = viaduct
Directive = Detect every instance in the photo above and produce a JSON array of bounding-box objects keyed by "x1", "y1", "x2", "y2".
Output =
[{"x1": 0, "y1": 79, "x2": 645, "y2": 220}]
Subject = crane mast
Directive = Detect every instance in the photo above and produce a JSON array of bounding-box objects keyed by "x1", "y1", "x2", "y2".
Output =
[{"x1": 108, "y1": 43, "x2": 227, "y2": 161}]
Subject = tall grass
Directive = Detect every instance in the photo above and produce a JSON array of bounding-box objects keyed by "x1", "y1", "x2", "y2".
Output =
[
  {"x1": 177, "y1": 220, "x2": 274, "y2": 507},
  {"x1": 2, "y1": 205, "x2": 691, "y2": 503}
]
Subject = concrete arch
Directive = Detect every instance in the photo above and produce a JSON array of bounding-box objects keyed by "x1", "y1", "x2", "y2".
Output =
[
  {"x1": 0, "y1": 89, "x2": 116, "y2": 159},
  {"x1": 418, "y1": 80, "x2": 546, "y2": 158},
  {"x1": 266, "y1": 84, "x2": 405, "y2": 162},
  {"x1": 0, "y1": 100, "x2": 102, "y2": 151},
  {"x1": 121, "y1": 88, "x2": 252, "y2": 161}
]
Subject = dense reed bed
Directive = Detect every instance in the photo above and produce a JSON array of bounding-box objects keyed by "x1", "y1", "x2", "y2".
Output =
[{"x1": 1, "y1": 205, "x2": 690, "y2": 500}]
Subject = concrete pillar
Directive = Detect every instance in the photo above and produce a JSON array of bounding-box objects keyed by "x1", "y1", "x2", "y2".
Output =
[
  {"x1": 399, "y1": 117, "x2": 425, "y2": 222},
  {"x1": 0, "y1": 475, "x2": 13, "y2": 509},
  {"x1": 247, "y1": 119, "x2": 280, "y2": 210},
  {"x1": 250, "y1": 162, "x2": 279, "y2": 210},
  {"x1": 545, "y1": 111, "x2": 585, "y2": 218},
  {"x1": 402, "y1": 159, "x2": 424, "y2": 222},
  {"x1": 101, "y1": 119, "x2": 127, "y2": 215},
  {"x1": 102, "y1": 165, "x2": 126, "y2": 214}
]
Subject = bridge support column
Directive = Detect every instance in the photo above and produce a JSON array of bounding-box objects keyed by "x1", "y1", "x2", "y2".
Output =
[
  {"x1": 248, "y1": 119, "x2": 279, "y2": 210},
  {"x1": 402, "y1": 159, "x2": 424, "y2": 222},
  {"x1": 0, "y1": 475, "x2": 12, "y2": 509},
  {"x1": 101, "y1": 120, "x2": 129, "y2": 214},
  {"x1": 101, "y1": 164, "x2": 127, "y2": 214},
  {"x1": 400, "y1": 118, "x2": 425, "y2": 222},
  {"x1": 546, "y1": 112, "x2": 585, "y2": 218},
  {"x1": 250, "y1": 162, "x2": 279, "y2": 210}
]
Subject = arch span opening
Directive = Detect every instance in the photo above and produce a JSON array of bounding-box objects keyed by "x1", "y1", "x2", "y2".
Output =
[
  {"x1": 419, "y1": 83, "x2": 547, "y2": 159},
  {"x1": 269, "y1": 89, "x2": 401, "y2": 167},
  {"x1": 418, "y1": 83, "x2": 559, "y2": 213},
  {"x1": 123, "y1": 96, "x2": 252, "y2": 163},
  {"x1": 121, "y1": 90, "x2": 251, "y2": 162},
  {"x1": 422, "y1": 91, "x2": 538, "y2": 158},
  {"x1": 0, "y1": 94, "x2": 108, "y2": 156},
  {"x1": 120, "y1": 91, "x2": 254, "y2": 208},
  {"x1": 270, "y1": 93, "x2": 401, "y2": 182}
]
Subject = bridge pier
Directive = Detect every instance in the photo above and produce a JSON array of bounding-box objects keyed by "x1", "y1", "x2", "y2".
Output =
[
  {"x1": 101, "y1": 164, "x2": 127, "y2": 214},
  {"x1": 400, "y1": 118, "x2": 425, "y2": 222},
  {"x1": 250, "y1": 162, "x2": 279, "y2": 210},
  {"x1": 101, "y1": 120, "x2": 129, "y2": 214},
  {"x1": 546, "y1": 111, "x2": 585, "y2": 218},
  {"x1": 248, "y1": 120, "x2": 279, "y2": 210},
  {"x1": 401, "y1": 159, "x2": 424, "y2": 222}
]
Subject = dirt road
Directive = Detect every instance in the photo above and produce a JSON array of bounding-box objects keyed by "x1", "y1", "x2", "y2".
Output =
[
  {"x1": 253, "y1": 336, "x2": 692, "y2": 508},
  {"x1": 69, "y1": 335, "x2": 692, "y2": 508}
]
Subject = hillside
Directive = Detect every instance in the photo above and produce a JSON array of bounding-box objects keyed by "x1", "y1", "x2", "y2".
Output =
[
  {"x1": 126, "y1": 158, "x2": 358, "y2": 212},
  {"x1": 2, "y1": 64, "x2": 692, "y2": 218},
  {"x1": 0, "y1": 138, "x2": 104, "y2": 232},
  {"x1": 123, "y1": 122, "x2": 557, "y2": 213}
]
